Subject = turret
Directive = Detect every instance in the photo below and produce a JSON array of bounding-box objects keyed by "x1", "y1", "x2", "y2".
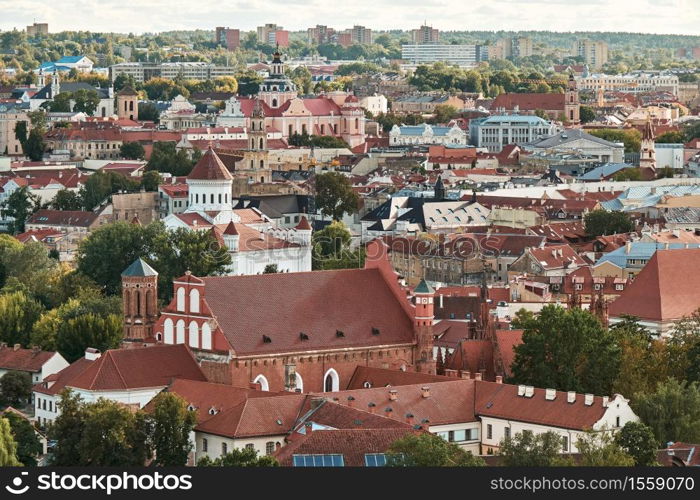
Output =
[
  {"x1": 223, "y1": 221, "x2": 239, "y2": 252},
  {"x1": 413, "y1": 279, "x2": 436, "y2": 374},
  {"x1": 121, "y1": 258, "x2": 159, "y2": 342}
]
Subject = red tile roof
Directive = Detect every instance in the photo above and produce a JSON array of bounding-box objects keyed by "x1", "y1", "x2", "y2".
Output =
[
  {"x1": 445, "y1": 340, "x2": 495, "y2": 380},
  {"x1": 199, "y1": 268, "x2": 415, "y2": 355},
  {"x1": 474, "y1": 380, "x2": 607, "y2": 430},
  {"x1": 493, "y1": 330, "x2": 523, "y2": 379},
  {"x1": 27, "y1": 209, "x2": 98, "y2": 228},
  {"x1": 187, "y1": 147, "x2": 233, "y2": 181},
  {"x1": 609, "y1": 248, "x2": 700, "y2": 322},
  {"x1": 492, "y1": 93, "x2": 565, "y2": 112},
  {"x1": 33, "y1": 357, "x2": 95, "y2": 395},
  {"x1": 274, "y1": 428, "x2": 419, "y2": 466},
  {"x1": 295, "y1": 216, "x2": 311, "y2": 230},
  {"x1": 0, "y1": 346, "x2": 56, "y2": 372},
  {"x1": 65, "y1": 345, "x2": 207, "y2": 391},
  {"x1": 345, "y1": 366, "x2": 451, "y2": 390},
  {"x1": 527, "y1": 244, "x2": 587, "y2": 270}
]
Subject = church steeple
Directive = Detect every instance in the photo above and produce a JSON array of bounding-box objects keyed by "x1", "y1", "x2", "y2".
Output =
[
  {"x1": 434, "y1": 175, "x2": 445, "y2": 201},
  {"x1": 258, "y1": 46, "x2": 297, "y2": 109},
  {"x1": 639, "y1": 117, "x2": 656, "y2": 176}
]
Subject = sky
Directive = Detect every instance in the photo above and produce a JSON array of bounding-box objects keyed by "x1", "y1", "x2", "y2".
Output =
[{"x1": 0, "y1": 0, "x2": 698, "y2": 36}]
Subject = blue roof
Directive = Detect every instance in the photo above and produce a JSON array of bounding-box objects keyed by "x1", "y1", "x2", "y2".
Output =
[
  {"x1": 398, "y1": 124, "x2": 455, "y2": 136},
  {"x1": 596, "y1": 242, "x2": 700, "y2": 268},
  {"x1": 601, "y1": 185, "x2": 700, "y2": 212},
  {"x1": 578, "y1": 163, "x2": 633, "y2": 181},
  {"x1": 56, "y1": 56, "x2": 86, "y2": 64}
]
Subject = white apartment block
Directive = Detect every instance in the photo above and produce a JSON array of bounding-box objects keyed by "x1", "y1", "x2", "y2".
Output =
[{"x1": 110, "y1": 62, "x2": 237, "y2": 83}]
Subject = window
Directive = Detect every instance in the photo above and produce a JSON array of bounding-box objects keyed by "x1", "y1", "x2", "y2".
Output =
[
  {"x1": 253, "y1": 374, "x2": 269, "y2": 391},
  {"x1": 266, "y1": 442, "x2": 275, "y2": 455},
  {"x1": 504, "y1": 427, "x2": 511, "y2": 439},
  {"x1": 221, "y1": 443, "x2": 227, "y2": 455},
  {"x1": 487, "y1": 424, "x2": 493, "y2": 440},
  {"x1": 562, "y1": 436, "x2": 568, "y2": 452},
  {"x1": 201, "y1": 323, "x2": 212, "y2": 350},
  {"x1": 202, "y1": 438, "x2": 208, "y2": 452},
  {"x1": 364, "y1": 454, "x2": 387, "y2": 467},
  {"x1": 245, "y1": 444, "x2": 254, "y2": 450},
  {"x1": 323, "y1": 368, "x2": 339, "y2": 392},
  {"x1": 176, "y1": 287, "x2": 186, "y2": 311},
  {"x1": 189, "y1": 288, "x2": 200, "y2": 313},
  {"x1": 615, "y1": 284, "x2": 624, "y2": 291},
  {"x1": 616, "y1": 416, "x2": 620, "y2": 428},
  {"x1": 292, "y1": 454, "x2": 345, "y2": 467}
]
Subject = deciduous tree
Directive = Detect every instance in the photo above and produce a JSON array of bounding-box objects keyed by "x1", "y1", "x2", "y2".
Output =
[
  {"x1": 315, "y1": 171, "x2": 359, "y2": 222},
  {"x1": 386, "y1": 433, "x2": 485, "y2": 466},
  {"x1": 151, "y1": 392, "x2": 197, "y2": 466}
]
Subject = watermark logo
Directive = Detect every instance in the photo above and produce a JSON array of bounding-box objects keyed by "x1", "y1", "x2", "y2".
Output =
[{"x1": 5, "y1": 471, "x2": 29, "y2": 495}]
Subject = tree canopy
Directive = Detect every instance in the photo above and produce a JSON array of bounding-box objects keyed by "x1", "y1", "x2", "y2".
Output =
[
  {"x1": 584, "y1": 209, "x2": 634, "y2": 237},
  {"x1": 386, "y1": 432, "x2": 485, "y2": 467},
  {"x1": 314, "y1": 171, "x2": 359, "y2": 222}
]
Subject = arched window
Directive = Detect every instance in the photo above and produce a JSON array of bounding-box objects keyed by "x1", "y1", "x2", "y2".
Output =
[
  {"x1": 134, "y1": 290, "x2": 141, "y2": 316},
  {"x1": 259, "y1": 138, "x2": 264, "y2": 149},
  {"x1": 156, "y1": 332, "x2": 162, "y2": 341},
  {"x1": 251, "y1": 138, "x2": 255, "y2": 148},
  {"x1": 323, "y1": 368, "x2": 339, "y2": 392},
  {"x1": 146, "y1": 289, "x2": 154, "y2": 316},
  {"x1": 355, "y1": 118, "x2": 359, "y2": 129},
  {"x1": 164, "y1": 319, "x2": 174, "y2": 344},
  {"x1": 272, "y1": 98, "x2": 278, "y2": 107},
  {"x1": 253, "y1": 374, "x2": 269, "y2": 391},
  {"x1": 176, "y1": 320, "x2": 185, "y2": 344},
  {"x1": 210, "y1": 194, "x2": 214, "y2": 204},
  {"x1": 129, "y1": 101, "x2": 134, "y2": 111},
  {"x1": 189, "y1": 288, "x2": 200, "y2": 313},
  {"x1": 189, "y1": 321, "x2": 199, "y2": 348},
  {"x1": 176, "y1": 287, "x2": 186, "y2": 312},
  {"x1": 201, "y1": 323, "x2": 212, "y2": 350},
  {"x1": 295, "y1": 372, "x2": 304, "y2": 393},
  {"x1": 260, "y1": 160, "x2": 264, "y2": 169}
]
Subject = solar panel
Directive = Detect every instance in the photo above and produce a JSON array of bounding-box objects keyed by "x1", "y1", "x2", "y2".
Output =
[
  {"x1": 364, "y1": 453, "x2": 387, "y2": 467},
  {"x1": 292, "y1": 454, "x2": 345, "y2": 467}
]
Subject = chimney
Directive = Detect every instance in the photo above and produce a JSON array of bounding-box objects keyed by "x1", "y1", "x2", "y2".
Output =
[
  {"x1": 584, "y1": 394, "x2": 594, "y2": 406},
  {"x1": 625, "y1": 242, "x2": 632, "y2": 254},
  {"x1": 85, "y1": 347, "x2": 101, "y2": 361},
  {"x1": 567, "y1": 391, "x2": 576, "y2": 404},
  {"x1": 602, "y1": 396, "x2": 609, "y2": 407},
  {"x1": 388, "y1": 389, "x2": 398, "y2": 401},
  {"x1": 545, "y1": 388, "x2": 556, "y2": 401},
  {"x1": 460, "y1": 370, "x2": 470, "y2": 379},
  {"x1": 13, "y1": 343, "x2": 21, "y2": 351},
  {"x1": 517, "y1": 385, "x2": 526, "y2": 396},
  {"x1": 421, "y1": 386, "x2": 431, "y2": 398},
  {"x1": 495, "y1": 375, "x2": 503, "y2": 384},
  {"x1": 524, "y1": 386, "x2": 534, "y2": 398},
  {"x1": 474, "y1": 372, "x2": 482, "y2": 381},
  {"x1": 444, "y1": 369, "x2": 458, "y2": 378}
]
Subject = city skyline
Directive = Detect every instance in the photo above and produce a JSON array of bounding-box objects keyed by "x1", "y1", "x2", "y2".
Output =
[{"x1": 1, "y1": 0, "x2": 699, "y2": 36}]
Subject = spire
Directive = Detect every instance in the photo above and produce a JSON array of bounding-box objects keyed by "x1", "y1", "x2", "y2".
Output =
[
  {"x1": 252, "y1": 99, "x2": 266, "y2": 119},
  {"x1": 414, "y1": 278, "x2": 435, "y2": 295},
  {"x1": 121, "y1": 258, "x2": 158, "y2": 277},
  {"x1": 223, "y1": 221, "x2": 239, "y2": 235},
  {"x1": 187, "y1": 147, "x2": 233, "y2": 181},
  {"x1": 294, "y1": 216, "x2": 312, "y2": 230},
  {"x1": 434, "y1": 175, "x2": 445, "y2": 201},
  {"x1": 642, "y1": 117, "x2": 655, "y2": 142}
]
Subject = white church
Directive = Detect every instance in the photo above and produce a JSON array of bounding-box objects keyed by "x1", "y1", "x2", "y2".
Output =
[{"x1": 163, "y1": 146, "x2": 312, "y2": 275}]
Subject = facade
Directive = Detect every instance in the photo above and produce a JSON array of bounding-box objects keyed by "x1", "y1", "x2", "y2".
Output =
[
  {"x1": 0, "y1": 106, "x2": 27, "y2": 156},
  {"x1": 576, "y1": 71, "x2": 680, "y2": 96},
  {"x1": 116, "y1": 86, "x2": 138, "y2": 121},
  {"x1": 401, "y1": 44, "x2": 483, "y2": 67},
  {"x1": 470, "y1": 115, "x2": 560, "y2": 153},
  {"x1": 527, "y1": 128, "x2": 624, "y2": 163},
  {"x1": 389, "y1": 123, "x2": 468, "y2": 146},
  {"x1": 110, "y1": 62, "x2": 237, "y2": 83},
  {"x1": 112, "y1": 191, "x2": 159, "y2": 224},
  {"x1": 572, "y1": 39, "x2": 609, "y2": 70},
  {"x1": 0, "y1": 345, "x2": 68, "y2": 385},
  {"x1": 215, "y1": 27, "x2": 240, "y2": 50},
  {"x1": 411, "y1": 25, "x2": 440, "y2": 44},
  {"x1": 491, "y1": 37, "x2": 534, "y2": 59},
  {"x1": 26, "y1": 23, "x2": 49, "y2": 36},
  {"x1": 257, "y1": 24, "x2": 289, "y2": 47},
  {"x1": 358, "y1": 94, "x2": 388, "y2": 116},
  {"x1": 491, "y1": 76, "x2": 579, "y2": 125},
  {"x1": 150, "y1": 241, "x2": 438, "y2": 392}
]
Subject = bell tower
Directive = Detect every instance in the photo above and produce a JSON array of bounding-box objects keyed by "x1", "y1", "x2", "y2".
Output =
[
  {"x1": 117, "y1": 85, "x2": 139, "y2": 120},
  {"x1": 639, "y1": 117, "x2": 656, "y2": 176},
  {"x1": 242, "y1": 99, "x2": 271, "y2": 183},
  {"x1": 121, "y1": 258, "x2": 159, "y2": 342},
  {"x1": 413, "y1": 279, "x2": 436, "y2": 374},
  {"x1": 564, "y1": 74, "x2": 580, "y2": 126}
]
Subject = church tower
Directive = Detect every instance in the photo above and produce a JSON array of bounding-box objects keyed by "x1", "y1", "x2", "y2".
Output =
[
  {"x1": 564, "y1": 74, "x2": 580, "y2": 126},
  {"x1": 121, "y1": 258, "x2": 159, "y2": 342},
  {"x1": 639, "y1": 117, "x2": 656, "y2": 178},
  {"x1": 185, "y1": 146, "x2": 235, "y2": 217},
  {"x1": 242, "y1": 99, "x2": 271, "y2": 183},
  {"x1": 413, "y1": 279, "x2": 436, "y2": 374},
  {"x1": 257, "y1": 46, "x2": 297, "y2": 109},
  {"x1": 117, "y1": 85, "x2": 139, "y2": 121}
]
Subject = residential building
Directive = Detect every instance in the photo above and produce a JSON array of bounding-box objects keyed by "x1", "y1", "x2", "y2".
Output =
[
  {"x1": 26, "y1": 23, "x2": 49, "y2": 37},
  {"x1": 33, "y1": 344, "x2": 208, "y2": 425},
  {"x1": 307, "y1": 25, "x2": 335, "y2": 45},
  {"x1": 491, "y1": 76, "x2": 580, "y2": 125},
  {"x1": 508, "y1": 244, "x2": 588, "y2": 278},
  {"x1": 491, "y1": 37, "x2": 534, "y2": 59},
  {"x1": 30, "y1": 72, "x2": 114, "y2": 116},
  {"x1": 26, "y1": 209, "x2": 100, "y2": 234},
  {"x1": 411, "y1": 25, "x2": 440, "y2": 44},
  {"x1": 572, "y1": 39, "x2": 609, "y2": 70},
  {"x1": 215, "y1": 27, "x2": 240, "y2": 50},
  {"x1": 0, "y1": 344, "x2": 68, "y2": 385},
  {"x1": 389, "y1": 123, "x2": 468, "y2": 146},
  {"x1": 470, "y1": 115, "x2": 560, "y2": 153},
  {"x1": 0, "y1": 105, "x2": 27, "y2": 156},
  {"x1": 401, "y1": 44, "x2": 484, "y2": 67},
  {"x1": 112, "y1": 191, "x2": 159, "y2": 224},
  {"x1": 358, "y1": 94, "x2": 388, "y2": 116},
  {"x1": 257, "y1": 24, "x2": 289, "y2": 47},
  {"x1": 392, "y1": 94, "x2": 476, "y2": 114},
  {"x1": 596, "y1": 241, "x2": 700, "y2": 280},
  {"x1": 109, "y1": 62, "x2": 237, "y2": 83},
  {"x1": 39, "y1": 55, "x2": 93, "y2": 73},
  {"x1": 576, "y1": 71, "x2": 679, "y2": 96}
]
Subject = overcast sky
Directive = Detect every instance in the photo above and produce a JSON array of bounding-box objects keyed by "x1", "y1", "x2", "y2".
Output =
[{"x1": 1, "y1": 0, "x2": 698, "y2": 35}]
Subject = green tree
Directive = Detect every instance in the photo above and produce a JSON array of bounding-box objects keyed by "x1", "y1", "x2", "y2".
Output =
[
  {"x1": 56, "y1": 313, "x2": 122, "y2": 362},
  {"x1": 499, "y1": 431, "x2": 571, "y2": 466},
  {"x1": 311, "y1": 221, "x2": 365, "y2": 271},
  {"x1": 0, "y1": 418, "x2": 20, "y2": 466},
  {"x1": 589, "y1": 129, "x2": 641, "y2": 153},
  {"x1": 385, "y1": 432, "x2": 485, "y2": 466},
  {"x1": 78, "y1": 399, "x2": 152, "y2": 466},
  {"x1": 0, "y1": 372, "x2": 32, "y2": 407},
  {"x1": 49, "y1": 390, "x2": 85, "y2": 465},
  {"x1": 50, "y1": 189, "x2": 82, "y2": 210},
  {"x1": 48, "y1": 92, "x2": 72, "y2": 112},
  {"x1": 146, "y1": 141, "x2": 197, "y2": 176},
  {"x1": 13, "y1": 120, "x2": 28, "y2": 149},
  {"x1": 1, "y1": 186, "x2": 42, "y2": 233},
  {"x1": 71, "y1": 89, "x2": 100, "y2": 115},
  {"x1": 432, "y1": 104, "x2": 458, "y2": 124},
  {"x1": 138, "y1": 102, "x2": 160, "y2": 122},
  {"x1": 510, "y1": 305, "x2": 620, "y2": 394},
  {"x1": 632, "y1": 379, "x2": 700, "y2": 445},
  {"x1": 0, "y1": 291, "x2": 44, "y2": 347},
  {"x1": 534, "y1": 109, "x2": 547, "y2": 119},
  {"x1": 612, "y1": 168, "x2": 642, "y2": 182},
  {"x1": 577, "y1": 430, "x2": 635, "y2": 466},
  {"x1": 79, "y1": 170, "x2": 140, "y2": 211},
  {"x1": 263, "y1": 264, "x2": 279, "y2": 274},
  {"x1": 120, "y1": 141, "x2": 146, "y2": 160},
  {"x1": 579, "y1": 105, "x2": 596, "y2": 124},
  {"x1": 151, "y1": 392, "x2": 197, "y2": 466},
  {"x1": 656, "y1": 166, "x2": 675, "y2": 179},
  {"x1": 615, "y1": 422, "x2": 659, "y2": 466},
  {"x1": 584, "y1": 209, "x2": 634, "y2": 236},
  {"x1": 655, "y1": 131, "x2": 685, "y2": 143},
  {"x1": 4, "y1": 412, "x2": 42, "y2": 466},
  {"x1": 315, "y1": 171, "x2": 359, "y2": 221},
  {"x1": 140, "y1": 170, "x2": 161, "y2": 192},
  {"x1": 197, "y1": 447, "x2": 279, "y2": 467}
]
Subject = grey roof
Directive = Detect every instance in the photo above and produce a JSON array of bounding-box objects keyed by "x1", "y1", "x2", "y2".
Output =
[
  {"x1": 414, "y1": 279, "x2": 435, "y2": 294},
  {"x1": 578, "y1": 163, "x2": 633, "y2": 180},
  {"x1": 122, "y1": 258, "x2": 158, "y2": 277},
  {"x1": 529, "y1": 129, "x2": 622, "y2": 149}
]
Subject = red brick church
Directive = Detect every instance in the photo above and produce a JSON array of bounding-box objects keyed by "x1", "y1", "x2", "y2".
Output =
[{"x1": 120, "y1": 240, "x2": 437, "y2": 393}]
